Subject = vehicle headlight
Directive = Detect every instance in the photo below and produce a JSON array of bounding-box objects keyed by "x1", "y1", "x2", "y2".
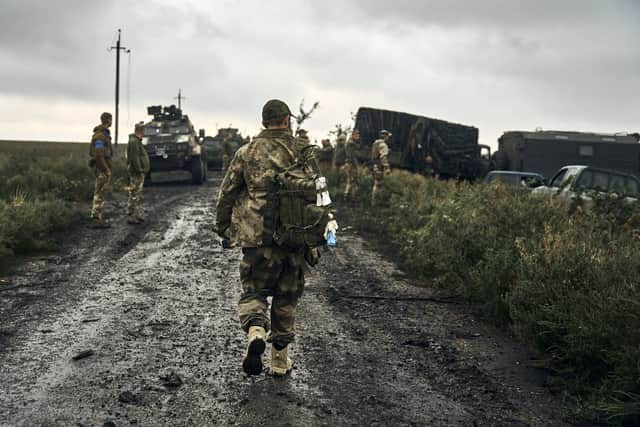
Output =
[{"x1": 175, "y1": 135, "x2": 189, "y2": 143}]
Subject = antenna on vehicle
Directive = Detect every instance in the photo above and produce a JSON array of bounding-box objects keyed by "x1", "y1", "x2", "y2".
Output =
[{"x1": 174, "y1": 89, "x2": 186, "y2": 110}]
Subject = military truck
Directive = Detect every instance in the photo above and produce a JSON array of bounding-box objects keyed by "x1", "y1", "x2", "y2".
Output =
[
  {"x1": 142, "y1": 105, "x2": 207, "y2": 184},
  {"x1": 354, "y1": 107, "x2": 493, "y2": 180},
  {"x1": 202, "y1": 127, "x2": 247, "y2": 170},
  {"x1": 494, "y1": 130, "x2": 640, "y2": 179}
]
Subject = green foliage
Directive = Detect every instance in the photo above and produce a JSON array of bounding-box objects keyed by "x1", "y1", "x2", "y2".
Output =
[
  {"x1": 0, "y1": 142, "x2": 127, "y2": 267},
  {"x1": 329, "y1": 167, "x2": 640, "y2": 425}
]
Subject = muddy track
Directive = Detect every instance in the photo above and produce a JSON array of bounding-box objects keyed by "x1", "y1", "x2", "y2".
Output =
[{"x1": 0, "y1": 173, "x2": 568, "y2": 426}]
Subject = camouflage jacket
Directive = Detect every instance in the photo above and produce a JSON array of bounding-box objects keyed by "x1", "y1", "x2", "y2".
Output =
[
  {"x1": 345, "y1": 138, "x2": 358, "y2": 165},
  {"x1": 215, "y1": 128, "x2": 300, "y2": 248},
  {"x1": 333, "y1": 140, "x2": 346, "y2": 166},
  {"x1": 89, "y1": 124, "x2": 113, "y2": 166},
  {"x1": 371, "y1": 139, "x2": 390, "y2": 169},
  {"x1": 126, "y1": 134, "x2": 150, "y2": 175}
]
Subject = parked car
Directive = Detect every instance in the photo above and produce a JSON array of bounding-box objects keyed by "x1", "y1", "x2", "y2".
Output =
[
  {"x1": 484, "y1": 171, "x2": 545, "y2": 189},
  {"x1": 532, "y1": 165, "x2": 640, "y2": 205}
]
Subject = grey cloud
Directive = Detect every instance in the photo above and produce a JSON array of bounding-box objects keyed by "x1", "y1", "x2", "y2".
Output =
[{"x1": 0, "y1": 0, "x2": 638, "y2": 144}]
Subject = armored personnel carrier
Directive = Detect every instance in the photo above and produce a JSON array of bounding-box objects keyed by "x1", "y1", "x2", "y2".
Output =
[
  {"x1": 143, "y1": 105, "x2": 207, "y2": 184},
  {"x1": 202, "y1": 127, "x2": 247, "y2": 170}
]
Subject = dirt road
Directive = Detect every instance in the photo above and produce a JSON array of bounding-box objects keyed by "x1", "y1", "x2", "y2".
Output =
[{"x1": 0, "y1": 174, "x2": 568, "y2": 426}]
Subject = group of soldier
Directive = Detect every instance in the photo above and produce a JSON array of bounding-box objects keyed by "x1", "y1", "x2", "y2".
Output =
[
  {"x1": 88, "y1": 113, "x2": 150, "y2": 228},
  {"x1": 315, "y1": 127, "x2": 392, "y2": 207},
  {"x1": 85, "y1": 102, "x2": 393, "y2": 377}
]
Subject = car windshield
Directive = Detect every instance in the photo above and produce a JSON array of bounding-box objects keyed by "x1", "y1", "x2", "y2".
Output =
[
  {"x1": 144, "y1": 121, "x2": 191, "y2": 136},
  {"x1": 169, "y1": 125, "x2": 190, "y2": 135},
  {"x1": 550, "y1": 168, "x2": 581, "y2": 188}
]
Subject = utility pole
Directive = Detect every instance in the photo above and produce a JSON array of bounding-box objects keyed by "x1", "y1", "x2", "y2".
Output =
[
  {"x1": 109, "y1": 29, "x2": 130, "y2": 146},
  {"x1": 174, "y1": 89, "x2": 186, "y2": 110}
]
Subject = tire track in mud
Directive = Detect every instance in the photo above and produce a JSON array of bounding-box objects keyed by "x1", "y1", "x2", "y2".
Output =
[{"x1": 0, "y1": 175, "x2": 569, "y2": 426}]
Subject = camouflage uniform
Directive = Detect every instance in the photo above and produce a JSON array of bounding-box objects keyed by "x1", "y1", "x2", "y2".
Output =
[
  {"x1": 343, "y1": 133, "x2": 359, "y2": 198},
  {"x1": 371, "y1": 132, "x2": 391, "y2": 207},
  {"x1": 215, "y1": 127, "x2": 308, "y2": 347},
  {"x1": 89, "y1": 124, "x2": 113, "y2": 221},
  {"x1": 333, "y1": 135, "x2": 347, "y2": 187},
  {"x1": 126, "y1": 133, "x2": 150, "y2": 220},
  {"x1": 221, "y1": 134, "x2": 234, "y2": 172}
]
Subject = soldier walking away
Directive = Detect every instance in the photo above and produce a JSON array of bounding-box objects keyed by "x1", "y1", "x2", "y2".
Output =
[
  {"x1": 294, "y1": 128, "x2": 310, "y2": 151},
  {"x1": 215, "y1": 99, "x2": 326, "y2": 377},
  {"x1": 370, "y1": 129, "x2": 391, "y2": 207},
  {"x1": 343, "y1": 130, "x2": 360, "y2": 199},
  {"x1": 221, "y1": 132, "x2": 234, "y2": 173},
  {"x1": 126, "y1": 122, "x2": 150, "y2": 224},
  {"x1": 89, "y1": 112, "x2": 114, "y2": 228}
]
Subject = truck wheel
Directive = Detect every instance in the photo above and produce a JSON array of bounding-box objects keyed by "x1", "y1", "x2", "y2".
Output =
[{"x1": 191, "y1": 156, "x2": 204, "y2": 185}]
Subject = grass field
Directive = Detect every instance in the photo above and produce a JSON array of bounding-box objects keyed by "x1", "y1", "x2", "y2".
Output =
[
  {"x1": 0, "y1": 140, "x2": 127, "y2": 268},
  {"x1": 326, "y1": 167, "x2": 640, "y2": 425}
]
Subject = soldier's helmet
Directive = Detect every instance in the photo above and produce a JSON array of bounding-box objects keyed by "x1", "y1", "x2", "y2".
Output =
[{"x1": 379, "y1": 129, "x2": 392, "y2": 137}]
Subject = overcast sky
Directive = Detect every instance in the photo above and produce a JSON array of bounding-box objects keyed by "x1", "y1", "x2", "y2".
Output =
[{"x1": 0, "y1": 0, "x2": 638, "y2": 149}]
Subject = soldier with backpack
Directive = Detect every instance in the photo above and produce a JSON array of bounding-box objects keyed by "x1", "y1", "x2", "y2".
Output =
[{"x1": 215, "y1": 99, "x2": 331, "y2": 377}]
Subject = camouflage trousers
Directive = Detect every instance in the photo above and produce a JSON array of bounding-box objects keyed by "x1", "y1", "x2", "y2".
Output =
[
  {"x1": 222, "y1": 154, "x2": 231, "y2": 173},
  {"x1": 127, "y1": 173, "x2": 145, "y2": 217},
  {"x1": 371, "y1": 165, "x2": 384, "y2": 207},
  {"x1": 91, "y1": 171, "x2": 112, "y2": 220},
  {"x1": 341, "y1": 163, "x2": 355, "y2": 197},
  {"x1": 238, "y1": 246, "x2": 306, "y2": 346}
]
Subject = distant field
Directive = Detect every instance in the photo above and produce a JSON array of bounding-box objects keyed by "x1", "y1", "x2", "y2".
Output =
[
  {"x1": 0, "y1": 140, "x2": 126, "y2": 156},
  {"x1": 0, "y1": 139, "x2": 128, "y2": 269}
]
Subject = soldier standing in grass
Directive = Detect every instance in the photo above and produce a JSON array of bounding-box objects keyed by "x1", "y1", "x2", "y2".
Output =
[
  {"x1": 370, "y1": 129, "x2": 391, "y2": 207},
  {"x1": 215, "y1": 99, "x2": 317, "y2": 377},
  {"x1": 343, "y1": 129, "x2": 360, "y2": 199},
  {"x1": 126, "y1": 122, "x2": 150, "y2": 225},
  {"x1": 89, "y1": 112, "x2": 113, "y2": 228}
]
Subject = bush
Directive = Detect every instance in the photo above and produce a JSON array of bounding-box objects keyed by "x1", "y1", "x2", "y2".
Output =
[
  {"x1": 329, "y1": 167, "x2": 640, "y2": 425},
  {"x1": 0, "y1": 194, "x2": 78, "y2": 263},
  {"x1": 0, "y1": 146, "x2": 127, "y2": 267}
]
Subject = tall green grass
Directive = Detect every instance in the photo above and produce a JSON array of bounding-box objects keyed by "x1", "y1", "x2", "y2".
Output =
[
  {"x1": 328, "y1": 167, "x2": 640, "y2": 425},
  {"x1": 0, "y1": 142, "x2": 127, "y2": 267}
]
